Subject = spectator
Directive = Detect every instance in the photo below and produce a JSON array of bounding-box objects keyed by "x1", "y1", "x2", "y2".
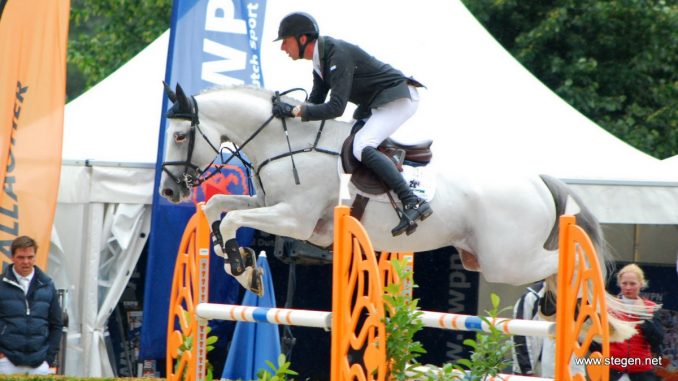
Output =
[
  {"x1": 512, "y1": 281, "x2": 555, "y2": 377},
  {"x1": 0, "y1": 236, "x2": 63, "y2": 375},
  {"x1": 610, "y1": 263, "x2": 664, "y2": 381}
]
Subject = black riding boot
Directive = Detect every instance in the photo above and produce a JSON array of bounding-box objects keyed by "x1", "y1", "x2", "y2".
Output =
[{"x1": 361, "y1": 146, "x2": 433, "y2": 236}]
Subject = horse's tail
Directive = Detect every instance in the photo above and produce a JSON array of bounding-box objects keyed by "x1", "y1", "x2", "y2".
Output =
[{"x1": 539, "y1": 175, "x2": 657, "y2": 342}]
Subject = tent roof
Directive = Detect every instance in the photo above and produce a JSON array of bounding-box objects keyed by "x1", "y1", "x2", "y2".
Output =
[
  {"x1": 63, "y1": 31, "x2": 169, "y2": 165},
  {"x1": 61, "y1": 1, "x2": 678, "y2": 222}
]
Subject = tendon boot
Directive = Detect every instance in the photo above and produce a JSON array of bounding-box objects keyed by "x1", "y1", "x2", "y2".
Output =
[{"x1": 361, "y1": 146, "x2": 433, "y2": 236}]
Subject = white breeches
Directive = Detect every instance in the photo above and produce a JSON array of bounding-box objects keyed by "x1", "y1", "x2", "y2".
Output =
[
  {"x1": 0, "y1": 358, "x2": 50, "y2": 375},
  {"x1": 352, "y1": 85, "x2": 419, "y2": 160}
]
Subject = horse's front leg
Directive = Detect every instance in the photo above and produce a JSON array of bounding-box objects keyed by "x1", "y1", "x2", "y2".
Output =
[
  {"x1": 217, "y1": 202, "x2": 319, "y2": 295},
  {"x1": 203, "y1": 194, "x2": 262, "y2": 260}
]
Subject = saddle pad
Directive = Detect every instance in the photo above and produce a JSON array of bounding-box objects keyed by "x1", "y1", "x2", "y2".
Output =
[{"x1": 337, "y1": 158, "x2": 436, "y2": 203}]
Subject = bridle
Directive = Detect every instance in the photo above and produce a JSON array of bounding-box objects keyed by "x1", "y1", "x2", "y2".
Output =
[
  {"x1": 161, "y1": 88, "x2": 339, "y2": 193},
  {"x1": 162, "y1": 93, "x2": 270, "y2": 190}
]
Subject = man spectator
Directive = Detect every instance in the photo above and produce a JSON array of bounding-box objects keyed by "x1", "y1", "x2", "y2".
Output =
[{"x1": 0, "y1": 236, "x2": 62, "y2": 375}]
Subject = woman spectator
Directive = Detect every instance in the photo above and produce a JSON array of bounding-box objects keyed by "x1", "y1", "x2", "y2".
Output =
[{"x1": 609, "y1": 264, "x2": 664, "y2": 381}]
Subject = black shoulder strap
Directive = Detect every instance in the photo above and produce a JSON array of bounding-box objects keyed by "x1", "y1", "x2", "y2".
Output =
[{"x1": 513, "y1": 292, "x2": 533, "y2": 374}]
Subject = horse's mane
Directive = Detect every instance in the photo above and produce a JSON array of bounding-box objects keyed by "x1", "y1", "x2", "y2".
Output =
[
  {"x1": 199, "y1": 85, "x2": 303, "y2": 105},
  {"x1": 199, "y1": 84, "x2": 269, "y2": 96}
]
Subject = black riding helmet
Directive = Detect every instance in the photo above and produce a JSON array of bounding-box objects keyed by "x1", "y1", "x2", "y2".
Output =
[{"x1": 275, "y1": 12, "x2": 319, "y2": 58}]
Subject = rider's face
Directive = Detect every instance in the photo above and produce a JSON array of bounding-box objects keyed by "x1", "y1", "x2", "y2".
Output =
[{"x1": 280, "y1": 35, "x2": 304, "y2": 60}]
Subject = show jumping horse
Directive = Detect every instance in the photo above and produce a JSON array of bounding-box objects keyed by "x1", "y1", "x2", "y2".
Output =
[{"x1": 159, "y1": 83, "x2": 648, "y2": 342}]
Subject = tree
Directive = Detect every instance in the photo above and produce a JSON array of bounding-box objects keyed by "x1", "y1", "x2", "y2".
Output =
[
  {"x1": 67, "y1": 0, "x2": 172, "y2": 100},
  {"x1": 462, "y1": 0, "x2": 678, "y2": 159}
]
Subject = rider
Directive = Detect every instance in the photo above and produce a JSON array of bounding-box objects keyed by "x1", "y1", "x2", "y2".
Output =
[{"x1": 272, "y1": 11, "x2": 433, "y2": 236}]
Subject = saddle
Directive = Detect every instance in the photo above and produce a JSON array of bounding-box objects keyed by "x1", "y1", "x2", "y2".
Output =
[{"x1": 341, "y1": 133, "x2": 433, "y2": 195}]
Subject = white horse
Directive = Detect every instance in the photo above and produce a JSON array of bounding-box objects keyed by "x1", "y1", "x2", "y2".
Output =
[{"x1": 159, "y1": 84, "x2": 643, "y2": 341}]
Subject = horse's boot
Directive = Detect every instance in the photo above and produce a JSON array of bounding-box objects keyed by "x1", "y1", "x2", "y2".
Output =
[
  {"x1": 361, "y1": 147, "x2": 433, "y2": 236},
  {"x1": 211, "y1": 221, "x2": 225, "y2": 257},
  {"x1": 223, "y1": 239, "x2": 246, "y2": 276}
]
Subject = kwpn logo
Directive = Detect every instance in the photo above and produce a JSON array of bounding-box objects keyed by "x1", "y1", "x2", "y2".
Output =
[{"x1": 191, "y1": 164, "x2": 250, "y2": 204}]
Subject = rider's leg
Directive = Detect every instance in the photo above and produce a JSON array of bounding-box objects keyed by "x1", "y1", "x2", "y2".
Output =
[
  {"x1": 351, "y1": 86, "x2": 420, "y2": 160},
  {"x1": 353, "y1": 86, "x2": 433, "y2": 236},
  {"x1": 361, "y1": 147, "x2": 432, "y2": 236}
]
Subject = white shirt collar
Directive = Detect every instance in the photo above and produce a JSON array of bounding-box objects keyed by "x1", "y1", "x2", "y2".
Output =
[
  {"x1": 12, "y1": 267, "x2": 34, "y2": 283},
  {"x1": 312, "y1": 40, "x2": 321, "y2": 78}
]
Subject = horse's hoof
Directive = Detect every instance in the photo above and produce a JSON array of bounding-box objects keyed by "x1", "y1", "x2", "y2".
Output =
[{"x1": 250, "y1": 267, "x2": 264, "y2": 297}]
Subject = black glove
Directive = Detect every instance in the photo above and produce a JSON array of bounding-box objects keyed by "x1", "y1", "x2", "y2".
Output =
[
  {"x1": 639, "y1": 316, "x2": 665, "y2": 354},
  {"x1": 272, "y1": 100, "x2": 295, "y2": 118}
]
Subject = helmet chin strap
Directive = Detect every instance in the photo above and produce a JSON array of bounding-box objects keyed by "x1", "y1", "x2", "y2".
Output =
[{"x1": 295, "y1": 36, "x2": 310, "y2": 59}]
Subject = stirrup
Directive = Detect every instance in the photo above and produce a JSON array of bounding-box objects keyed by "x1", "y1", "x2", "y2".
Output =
[{"x1": 391, "y1": 200, "x2": 433, "y2": 237}]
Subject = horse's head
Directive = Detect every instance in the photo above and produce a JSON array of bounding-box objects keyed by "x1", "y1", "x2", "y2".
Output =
[{"x1": 159, "y1": 83, "x2": 222, "y2": 203}]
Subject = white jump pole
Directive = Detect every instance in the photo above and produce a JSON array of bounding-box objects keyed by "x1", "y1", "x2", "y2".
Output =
[
  {"x1": 196, "y1": 303, "x2": 332, "y2": 330},
  {"x1": 196, "y1": 303, "x2": 556, "y2": 338},
  {"x1": 419, "y1": 310, "x2": 556, "y2": 338}
]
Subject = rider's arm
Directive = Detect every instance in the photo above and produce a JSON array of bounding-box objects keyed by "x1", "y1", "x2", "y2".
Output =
[
  {"x1": 308, "y1": 71, "x2": 329, "y2": 105},
  {"x1": 301, "y1": 46, "x2": 354, "y2": 121}
]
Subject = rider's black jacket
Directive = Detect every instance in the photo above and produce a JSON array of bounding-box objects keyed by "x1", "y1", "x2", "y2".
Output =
[{"x1": 302, "y1": 36, "x2": 418, "y2": 121}]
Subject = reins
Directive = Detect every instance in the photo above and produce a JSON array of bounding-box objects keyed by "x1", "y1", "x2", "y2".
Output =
[{"x1": 163, "y1": 88, "x2": 340, "y2": 193}]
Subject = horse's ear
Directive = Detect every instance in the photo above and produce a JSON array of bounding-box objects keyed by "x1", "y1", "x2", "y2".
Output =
[
  {"x1": 163, "y1": 81, "x2": 176, "y2": 103},
  {"x1": 174, "y1": 83, "x2": 193, "y2": 114}
]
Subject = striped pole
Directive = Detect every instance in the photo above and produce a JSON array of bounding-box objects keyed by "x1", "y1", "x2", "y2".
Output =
[
  {"x1": 196, "y1": 303, "x2": 556, "y2": 338},
  {"x1": 195, "y1": 303, "x2": 332, "y2": 330},
  {"x1": 419, "y1": 310, "x2": 556, "y2": 338}
]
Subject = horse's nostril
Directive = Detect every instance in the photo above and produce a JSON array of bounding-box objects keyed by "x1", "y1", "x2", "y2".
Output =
[{"x1": 162, "y1": 189, "x2": 174, "y2": 197}]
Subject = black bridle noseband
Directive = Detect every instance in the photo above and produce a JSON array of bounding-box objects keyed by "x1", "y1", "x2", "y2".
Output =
[{"x1": 161, "y1": 88, "x2": 339, "y2": 194}]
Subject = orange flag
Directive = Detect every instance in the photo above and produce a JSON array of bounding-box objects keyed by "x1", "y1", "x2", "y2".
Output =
[{"x1": 0, "y1": 0, "x2": 70, "y2": 268}]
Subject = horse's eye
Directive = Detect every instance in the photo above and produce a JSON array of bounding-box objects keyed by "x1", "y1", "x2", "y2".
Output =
[{"x1": 174, "y1": 132, "x2": 187, "y2": 143}]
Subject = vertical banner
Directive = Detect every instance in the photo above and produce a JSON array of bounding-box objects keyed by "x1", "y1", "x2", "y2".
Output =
[
  {"x1": 140, "y1": 0, "x2": 267, "y2": 361},
  {"x1": 0, "y1": 0, "x2": 70, "y2": 268}
]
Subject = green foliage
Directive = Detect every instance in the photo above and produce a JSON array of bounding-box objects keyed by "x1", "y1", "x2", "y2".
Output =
[
  {"x1": 67, "y1": 0, "x2": 172, "y2": 100},
  {"x1": 255, "y1": 354, "x2": 299, "y2": 381},
  {"x1": 462, "y1": 0, "x2": 678, "y2": 158},
  {"x1": 383, "y1": 258, "x2": 426, "y2": 381},
  {"x1": 457, "y1": 294, "x2": 514, "y2": 380},
  {"x1": 415, "y1": 294, "x2": 513, "y2": 381},
  {"x1": 174, "y1": 311, "x2": 218, "y2": 381}
]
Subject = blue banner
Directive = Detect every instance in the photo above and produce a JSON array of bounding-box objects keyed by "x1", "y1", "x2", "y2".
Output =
[{"x1": 140, "y1": 0, "x2": 267, "y2": 361}]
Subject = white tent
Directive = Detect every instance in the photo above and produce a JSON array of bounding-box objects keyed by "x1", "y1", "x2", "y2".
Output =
[
  {"x1": 52, "y1": 0, "x2": 678, "y2": 376},
  {"x1": 52, "y1": 31, "x2": 168, "y2": 377}
]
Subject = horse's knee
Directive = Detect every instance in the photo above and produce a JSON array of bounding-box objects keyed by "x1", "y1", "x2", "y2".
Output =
[{"x1": 203, "y1": 198, "x2": 224, "y2": 221}]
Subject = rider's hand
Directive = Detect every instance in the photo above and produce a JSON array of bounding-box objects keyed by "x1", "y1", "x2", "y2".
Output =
[{"x1": 272, "y1": 100, "x2": 295, "y2": 118}]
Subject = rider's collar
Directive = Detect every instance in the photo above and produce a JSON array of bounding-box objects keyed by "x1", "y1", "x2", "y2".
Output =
[{"x1": 313, "y1": 37, "x2": 322, "y2": 78}]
